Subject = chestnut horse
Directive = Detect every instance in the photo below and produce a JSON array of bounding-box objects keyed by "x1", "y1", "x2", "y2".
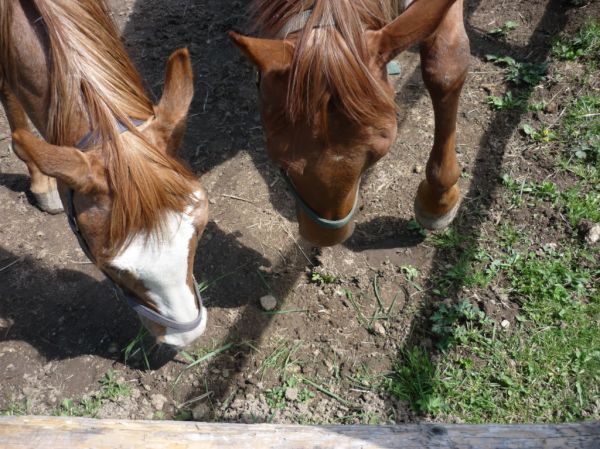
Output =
[
  {"x1": 0, "y1": 0, "x2": 209, "y2": 348},
  {"x1": 230, "y1": 0, "x2": 469, "y2": 246}
]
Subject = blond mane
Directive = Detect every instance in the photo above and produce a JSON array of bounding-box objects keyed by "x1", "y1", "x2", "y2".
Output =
[
  {"x1": 251, "y1": 0, "x2": 400, "y2": 127},
  {"x1": 2, "y1": 0, "x2": 197, "y2": 255}
]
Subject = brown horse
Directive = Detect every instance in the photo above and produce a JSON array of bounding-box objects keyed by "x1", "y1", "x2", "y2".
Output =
[
  {"x1": 0, "y1": 0, "x2": 209, "y2": 348},
  {"x1": 230, "y1": 0, "x2": 469, "y2": 246}
]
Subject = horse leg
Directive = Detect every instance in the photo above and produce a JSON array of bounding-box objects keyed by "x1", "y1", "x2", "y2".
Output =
[
  {"x1": 414, "y1": 0, "x2": 469, "y2": 230},
  {"x1": 0, "y1": 81, "x2": 63, "y2": 214}
]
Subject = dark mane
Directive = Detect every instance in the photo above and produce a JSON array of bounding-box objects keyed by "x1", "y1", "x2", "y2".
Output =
[
  {"x1": 1, "y1": 0, "x2": 197, "y2": 255},
  {"x1": 251, "y1": 0, "x2": 398, "y2": 126}
]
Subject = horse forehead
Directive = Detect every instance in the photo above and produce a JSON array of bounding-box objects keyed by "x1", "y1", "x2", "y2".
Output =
[{"x1": 110, "y1": 210, "x2": 196, "y2": 275}]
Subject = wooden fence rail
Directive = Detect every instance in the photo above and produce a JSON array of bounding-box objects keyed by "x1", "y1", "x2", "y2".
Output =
[{"x1": 0, "y1": 416, "x2": 599, "y2": 449}]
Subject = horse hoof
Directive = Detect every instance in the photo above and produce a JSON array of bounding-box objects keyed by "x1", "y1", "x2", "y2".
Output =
[
  {"x1": 34, "y1": 189, "x2": 64, "y2": 214},
  {"x1": 414, "y1": 197, "x2": 460, "y2": 231}
]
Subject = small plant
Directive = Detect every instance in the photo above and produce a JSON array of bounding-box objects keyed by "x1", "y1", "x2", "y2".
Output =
[
  {"x1": 265, "y1": 377, "x2": 315, "y2": 410},
  {"x1": 431, "y1": 300, "x2": 492, "y2": 349},
  {"x1": 310, "y1": 271, "x2": 337, "y2": 285},
  {"x1": 528, "y1": 100, "x2": 549, "y2": 112},
  {"x1": 99, "y1": 370, "x2": 132, "y2": 400},
  {"x1": 521, "y1": 123, "x2": 558, "y2": 142},
  {"x1": 400, "y1": 265, "x2": 420, "y2": 281},
  {"x1": 487, "y1": 91, "x2": 524, "y2": 110},
  {"x1": 488, "y1": 20, "x2": 518, "y2": 38}
]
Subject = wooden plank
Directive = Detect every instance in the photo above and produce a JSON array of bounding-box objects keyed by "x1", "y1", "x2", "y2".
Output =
[{"x1": 0, "y1": 417, "x2": 599, "y2": 449}]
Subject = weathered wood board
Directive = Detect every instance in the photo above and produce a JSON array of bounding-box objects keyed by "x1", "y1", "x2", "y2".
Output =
[{"x1": 0, "y1": 416, "x2": 599, "y2": 449}]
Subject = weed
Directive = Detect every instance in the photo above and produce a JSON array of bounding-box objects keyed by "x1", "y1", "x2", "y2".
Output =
[{"x1": 488, "y1": 20, "x2": 518, "y2": 38}]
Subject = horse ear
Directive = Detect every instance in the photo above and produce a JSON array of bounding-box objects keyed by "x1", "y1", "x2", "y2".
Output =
[
  {"x1": 367, "y1": 0, "x2": 457, "y2": 65},
  {"x1": 11, "y1": 129, "x2": 97, "y2": 193},
  {"x1": 228, "y1": 32, "x2": 294, "y2": 73},
  {"x1": 154, "y1": 48, "x2": 194, "y2": 154}
]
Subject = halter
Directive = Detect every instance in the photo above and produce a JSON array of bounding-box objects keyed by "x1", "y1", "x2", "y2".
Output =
[
  {"x1": 281, "y1": 170, "x2": 359, "y2": 230},
  {"x1": 66, "y1": 120, "x2": 204, "y2": 333}
]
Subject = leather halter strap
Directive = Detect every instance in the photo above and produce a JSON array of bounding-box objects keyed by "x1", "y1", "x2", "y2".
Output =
[
  {"x1": 277, "y1": 9, "x2": 336, "y2": 38},
  {"x1": 65, "y1": 120, "x2": 204, "y2": 333}
]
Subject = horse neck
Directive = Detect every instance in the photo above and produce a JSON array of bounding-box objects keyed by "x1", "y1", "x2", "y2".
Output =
[{"x1": 6, "y1": 1, "x2": 88, "y2": 144}]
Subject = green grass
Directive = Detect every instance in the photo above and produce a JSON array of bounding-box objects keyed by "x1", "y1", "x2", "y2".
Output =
[
  {"x1": 562, "y1": 95, "x2": 600, "y2": 172},
  {"x1": 387, "y1": 348, "x2": 444, "y2": 415},
  {"x1": 0, "y1": 401, "x2": 29, "y2": 416},
  {"x1": 388, "y1": 32, "x2": 600, "y2": 422},
  {"x1": 53, "y1": 370, "x2": 132, "y2": 418},
  {"x1": 552, "y1": 19, "x2": 600, "y2": 63},
  {"x1": 345, "y1": 275, "x2": 405, "y2": 334}
]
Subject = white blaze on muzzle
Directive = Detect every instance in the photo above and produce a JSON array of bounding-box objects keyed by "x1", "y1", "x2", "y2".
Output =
[{"x1": 110, "y1": 201, "x2": 207, "y2": 347}]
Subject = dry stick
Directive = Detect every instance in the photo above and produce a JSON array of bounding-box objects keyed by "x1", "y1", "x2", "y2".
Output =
[
  {"x1": 221, "y1": 194, "x2": 255, "y2": 204},
  {"x1": 0, "y1": 257, "x2": 24, "y2": 273}
]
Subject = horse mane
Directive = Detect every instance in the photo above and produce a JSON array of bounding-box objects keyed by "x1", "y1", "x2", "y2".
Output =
[
  {"x1": 251, "y1": 0, "x2": 399, "y2": 127},
  {"x1": 2, "y1": 0, "x2": 197, "y2": 256}
]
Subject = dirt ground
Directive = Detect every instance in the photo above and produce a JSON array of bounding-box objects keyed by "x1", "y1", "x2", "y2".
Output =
[{"x1": 0, "y1": 0, "x2": 595, "y2": 423}]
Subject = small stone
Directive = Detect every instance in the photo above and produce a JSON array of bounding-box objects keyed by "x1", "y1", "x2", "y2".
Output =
[
  {"x1": 413, "y1": 165, "x2": 423, "y2": 174},
  {"x1": 372, "y1": 322, "x2": 386, "y2": 336},
  {"x1": 544, "y1": 102, "x2": 558, "y2": 114},
  {"x1": 208, "y1": 198, "x2": 216, "y2": 205},
  {"x1": 192, "y1": 403, "x2": 211, "y2": 421},
  {"x1": 36, "y1": 231, "x2": 45, "y2": 238},
  {"x1": 585, "y1": 224, "x2": 600, "y2": 245},
  {"x1": 285, "y1": 387, "x2": 299, "y2": 402},
  {"x1": 150, "y1": 394, "x2": 168, "y2": 411},
  {"x1": 259, "y1": 295, "x2": 277, "y2": 311},
  {"x1": 131, "y1": 388, "x2": 141, "y2": 399},
  {"x1": 501, "y1": 320, "x2": 510, "y2": 329}
]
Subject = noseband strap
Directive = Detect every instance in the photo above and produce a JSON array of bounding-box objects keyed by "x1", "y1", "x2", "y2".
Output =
[
  {"x1": 65, "y1": 120, "x2": 204, "y2": 333},
  {"x1": 281, "y1": 170, "x2": 359, "y2": 230}
]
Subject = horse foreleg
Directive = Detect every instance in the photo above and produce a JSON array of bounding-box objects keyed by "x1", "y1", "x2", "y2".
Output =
[
  {"x1": 414, "y1": 0, "x2": 469, "y2": 230},
  {"x1": 0, "y1": 81, "x2": 63, "y2": 214}
]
